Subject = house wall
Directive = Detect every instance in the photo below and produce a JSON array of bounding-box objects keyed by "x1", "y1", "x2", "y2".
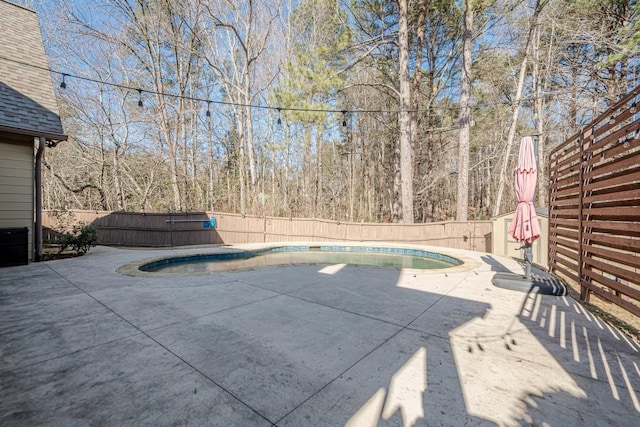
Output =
[{"x1": 0, "y1": 133, "x2": 34, "y2": 260}]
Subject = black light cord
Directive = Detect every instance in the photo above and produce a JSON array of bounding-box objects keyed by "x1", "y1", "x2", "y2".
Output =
[{"x1": 1, "y1": 55, "x2": 470, "y2": 116}]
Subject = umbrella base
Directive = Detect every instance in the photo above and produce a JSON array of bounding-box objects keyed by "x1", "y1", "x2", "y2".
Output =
[{"x1": 491, "y1": 272, "x2": 566, "y2": 296}]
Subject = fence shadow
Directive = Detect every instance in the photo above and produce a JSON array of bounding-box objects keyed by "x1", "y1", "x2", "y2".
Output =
[{"x1": 513, "y1": 287, "x2": 640, "y2": 424}]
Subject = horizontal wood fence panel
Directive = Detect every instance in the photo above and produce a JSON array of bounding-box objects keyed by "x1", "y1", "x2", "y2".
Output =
[
  {"x1": 549, "y1": 84, "x2": 640, "y2": 318},
  {"x1": 549, "y1": 235, "x2": 581, "y2": 250},
  {"x1": 583, "y1": 169, "x2": 640, "y2": 191},
  {"x1": 582, "y1": 271, "x2": 640, "y2": 306},
  {"x1": 582, "y1": 220, "x2": 640, "y2": 234},
  {"x1": 583, "y1": 281, "x2": 640, "y2": 317},
  {"x1": 549, "y1": 242, "x2": 579, "y2": 260},
  {"x1": 583, "y1": 233, "x2": 640, "y2": 252},
  {"x1": 549, "y1": 198, "x2": 580, "y2": 207},
  {"x1": 585, "y1": 244, "x2": 640, "y2": 266},
  {"x1": 551, "y1": 264, "x2": 580, "y2": 283},
  {"x1": 584, "y1": 187, "x2": 640, "y2": 203},
  {"x1": 550, "y1": 228, "x2": 579, "y2": 240},
  {"x1": 550, "y1": 257, "x2": 580, "y2": 277},
  {"x1": 585, "y1": 151, "x2": 640, "y2": 177},
  {"x1": 552, "y1": 186, "x2": 580, "y2": 197},
  {"x1": 549, "y1": 218, "x2": 580, "y2": 228},
  {"x1": 585, "y1": 258, "x2": 640, "y2": 288}
]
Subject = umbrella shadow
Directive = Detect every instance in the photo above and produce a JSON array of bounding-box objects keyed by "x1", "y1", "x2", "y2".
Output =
[{"x1": 480, "y1": 255, "x2": 512, "y2": 273}]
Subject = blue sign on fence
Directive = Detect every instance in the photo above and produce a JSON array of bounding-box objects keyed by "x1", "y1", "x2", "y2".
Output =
[{"x1": 203, "y1": 216, "x2": 217, "y2": 229}]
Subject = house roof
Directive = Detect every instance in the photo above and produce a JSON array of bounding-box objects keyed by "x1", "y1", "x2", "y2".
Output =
[{"x1": 0, "y1": 0, "x2": 66, "y2": 141}]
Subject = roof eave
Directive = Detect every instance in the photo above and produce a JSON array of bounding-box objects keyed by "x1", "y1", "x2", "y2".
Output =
[{"x1": 0, "y1": 124, "x2": 67, "y2": 142}]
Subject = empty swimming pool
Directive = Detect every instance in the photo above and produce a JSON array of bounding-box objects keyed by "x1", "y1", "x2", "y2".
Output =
[{"x1": 137, "y1": 245, "x2": 463, "y2": 274}]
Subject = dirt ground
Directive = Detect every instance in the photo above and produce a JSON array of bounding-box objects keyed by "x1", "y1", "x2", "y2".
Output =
[
  {"x1": 41, "y1": 246, "x2": 83, "y2": 261},
  {"x1": 561, "y1": 277, "x2": 640, "y2": 344}
]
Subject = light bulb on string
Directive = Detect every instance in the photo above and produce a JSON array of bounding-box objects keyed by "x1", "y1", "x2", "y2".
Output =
[
  {"x1": 60, "y1": 74, "x2": 67, "y2": 89},
  {"x1": 342, "y1": 110, "x2": 347, "y2": 127},
  {"x1": 137, "y1": 89, "x2": 143, "y2": 108},
  {"x1": 277, "y1": 108, "x2": 282, "y2": 125},
  {"x1": 206, "y1": 101, "x2": 211, "y2": 117},
  {"x1": 630, "y1": 102, "x2": 637, "y2": 114}
]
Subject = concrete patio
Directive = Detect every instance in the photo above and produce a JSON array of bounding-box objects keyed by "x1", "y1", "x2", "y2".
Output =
[{"x1": 1, "y1": 244, "x2": 638, "y2": 426}]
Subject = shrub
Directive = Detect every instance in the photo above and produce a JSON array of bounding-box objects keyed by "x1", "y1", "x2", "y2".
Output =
[
  {"x1": 56, "y1": 225, "x2": 98, "y2": 254},
  {"x1": 71, "y1": 224, "x2": 98, "y2": 254}
]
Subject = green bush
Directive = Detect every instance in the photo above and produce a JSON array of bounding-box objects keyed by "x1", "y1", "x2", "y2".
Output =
[{"x1": 57, "y1": 225, "x2": 98, "y2": 254}]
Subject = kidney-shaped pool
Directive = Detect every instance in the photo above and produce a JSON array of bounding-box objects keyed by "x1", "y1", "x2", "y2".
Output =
[{"x1": 127, "y1": 245, "x2": 464, "y2": 275}]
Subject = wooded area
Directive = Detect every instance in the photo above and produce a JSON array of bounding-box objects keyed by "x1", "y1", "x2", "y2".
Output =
[{"x1": 24, "y1": 0, "x2": 638, "y2": 223}]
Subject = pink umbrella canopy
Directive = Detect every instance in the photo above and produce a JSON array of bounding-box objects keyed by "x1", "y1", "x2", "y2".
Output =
[{"x1": 508, "y1": 136, "x2": 541, "y2": 243}]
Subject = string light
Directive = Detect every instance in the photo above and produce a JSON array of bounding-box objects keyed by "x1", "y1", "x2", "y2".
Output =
[
  {"x1": 342, "y1": 110, "x2": 347, "y2": 127},
  {"x1": 137, "y1": 89, "x2": 143, "y2": 108},
  {"x1": 609, "y1": 115, "x2": 615, "y2": 124},
  {"x1": 630, "y1": 102, "x2": 637, "y2": 114},
  {"x1": 206, "y1": 101, "x2": 211, "y2": 117},
  {"x1": 277, "y1": 108, "x2": 281, "y2": 125},
  {"x1": 1, "y1": 55, "x2": 569, "y2": 118}
]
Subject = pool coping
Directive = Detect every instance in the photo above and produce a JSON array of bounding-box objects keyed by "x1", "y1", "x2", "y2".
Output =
[{"x1": 117, "y1": 242, "x2": 482, "y2": 278}]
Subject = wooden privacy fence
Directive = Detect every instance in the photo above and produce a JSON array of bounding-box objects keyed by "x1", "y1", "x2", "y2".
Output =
[
  {"x1": 42, "y1": 210, "x2": 492, "y2": 252},
  {"x1": 548, "y1": 85, "x2": 640, "y2": 317}
]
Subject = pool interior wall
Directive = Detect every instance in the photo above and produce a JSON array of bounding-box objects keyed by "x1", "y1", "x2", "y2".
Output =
[{"x1": 139, "y1": 245, "x2": 463, "y2": 273}]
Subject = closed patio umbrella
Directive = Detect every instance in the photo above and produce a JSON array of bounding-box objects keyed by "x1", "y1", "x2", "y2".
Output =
[
  {"x1": 492, "y1": 136, "x2": 563, "y2": 295},
  {"x1": 508, "y1": 136, "x2": 541, "y2": 278}
]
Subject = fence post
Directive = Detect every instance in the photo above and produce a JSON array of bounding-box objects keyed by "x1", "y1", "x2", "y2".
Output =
[
  {"x1": 578, "y1": 131, "x2": 586, "y2": 301},
  {"x1": 168, "y1": 210, "x2": 173, "y2": 247}
]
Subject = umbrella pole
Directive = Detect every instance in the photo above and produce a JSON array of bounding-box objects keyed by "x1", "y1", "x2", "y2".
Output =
[{"x1": 524, "y1": 243, "x2": 533, "y2": 279}]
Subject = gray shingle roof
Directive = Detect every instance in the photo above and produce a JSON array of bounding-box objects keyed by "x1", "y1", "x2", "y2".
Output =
[{"x1": 0, "y1": 0, "x2": 66, "y2": 140}]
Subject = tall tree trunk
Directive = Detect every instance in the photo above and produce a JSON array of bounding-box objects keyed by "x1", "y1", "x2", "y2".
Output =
[
  {"x1": 411, "y1": 0, "x2": 426, "y2": 192},
  {"x1": 315, "y1": 128, "x2": 323, "y2": 214},
  {"x1": 392, "y1": 139, "x2": 402, "y2": 223},
  {"x1": 244, "y1": 88, "x2": 257, "y2": 189},
  {"x1": 112, "y1": 146, "x2": 124, "y2": 211},
  {"x1": 207, "y1": 113, "x2": 215, "y2": 211},
  {"x1": 398, "y1": 0, "x2": 413, "y2": 222},
  {"x1": 284, "y1": 124, "x2": 290, "y2": 212},
  {"x1": 237, "y1": 115, "x2": 247, "y2": 214},
  {"x1": 493, "y1": 0, "x2": 545, "y2": 217},
  {"x1": 533, "y1": 22, "x2": 553, "y2": 205},
  {"x1": 457, "y1": 0, "x2": 473, "y2": 221}
]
